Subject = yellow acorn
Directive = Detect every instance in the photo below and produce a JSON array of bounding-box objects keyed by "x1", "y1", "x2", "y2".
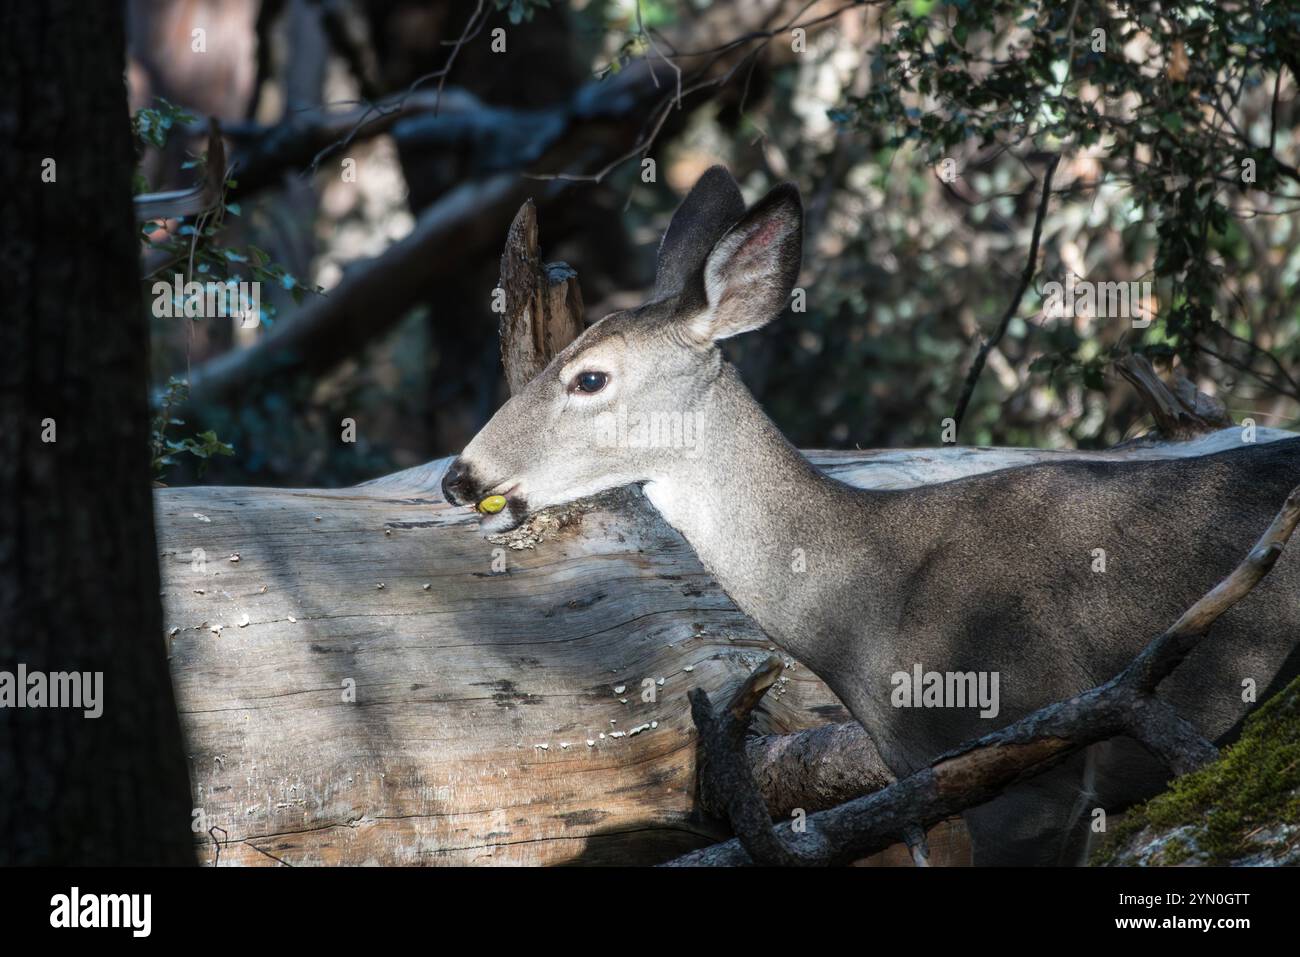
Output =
[{"x1": 478, "y1": 494, "x2": 507, "y2": 514}]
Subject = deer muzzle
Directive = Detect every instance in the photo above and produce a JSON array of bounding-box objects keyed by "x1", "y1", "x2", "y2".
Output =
[{"x1": 440, "y1": 459, "x2": 477, "y2": 507}]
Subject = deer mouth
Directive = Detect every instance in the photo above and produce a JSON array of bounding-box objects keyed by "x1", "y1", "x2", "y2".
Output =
[
  {"x1": 476, "y1": 483, "x2": 525, "y2": 533},
  {"x1": 441, "y1": 461, "x2": 526, "y2": 531}
]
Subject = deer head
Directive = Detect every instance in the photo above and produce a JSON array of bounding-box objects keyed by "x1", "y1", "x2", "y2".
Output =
[{"x1": 442, "y1": 167, "x2": 803, "y2": 532}]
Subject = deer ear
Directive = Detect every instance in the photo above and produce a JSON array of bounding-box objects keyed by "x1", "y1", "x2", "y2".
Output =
[
  {"x1": 652, "y1": 166, "x2": 746, "y2": 300},
  {"x1": 688, "y1": 184, "x2": 803, "y2": 343}
]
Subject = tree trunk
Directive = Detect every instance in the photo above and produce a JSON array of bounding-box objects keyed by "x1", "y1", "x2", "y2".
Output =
[{"x1": 0, "y1": 0, "x2": 194, "y2": 864}]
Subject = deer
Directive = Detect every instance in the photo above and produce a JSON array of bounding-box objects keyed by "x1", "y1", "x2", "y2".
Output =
[{"x1": 442, "y1": 167, "x2": 1300, "y2": 865}]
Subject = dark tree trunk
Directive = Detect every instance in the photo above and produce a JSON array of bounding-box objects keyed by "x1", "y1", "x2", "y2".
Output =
[{"x1": 0, "y1": 0, "x2": 193, "y2": 864}]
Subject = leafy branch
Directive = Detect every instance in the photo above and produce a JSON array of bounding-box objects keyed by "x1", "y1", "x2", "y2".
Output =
[{"x1": 150, "y1": 378, "x2": 234, "y2": 481}]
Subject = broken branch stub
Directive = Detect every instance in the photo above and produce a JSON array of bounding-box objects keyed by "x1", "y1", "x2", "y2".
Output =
[
  {"x1": 1116, "y1": 354, "x2": 1233, "y2": 440},
  {"x1": 497, "y1": 200, "x2": 584, "y2": 395},
  {"x1": 689, "y1": 656, "x2": 818, "y2": 866}
]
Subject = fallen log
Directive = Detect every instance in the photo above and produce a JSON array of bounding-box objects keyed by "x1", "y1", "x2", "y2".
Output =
[{"x1": 158, "y1": 427, "x2": 1292, "y2": 865}]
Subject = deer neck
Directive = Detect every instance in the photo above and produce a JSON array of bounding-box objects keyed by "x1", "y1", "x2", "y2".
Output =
[{"x1": 640, "y1": 364, "x2": 897, "y2": 680}]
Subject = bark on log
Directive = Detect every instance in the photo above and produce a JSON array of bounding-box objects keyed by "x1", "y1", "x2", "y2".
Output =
[
  {"x1": 158, "y1": 428, "x2": 1291, "y2": 865},
  {"x1": 744, "y1": 722, "x2": 892, "y2": 818}
]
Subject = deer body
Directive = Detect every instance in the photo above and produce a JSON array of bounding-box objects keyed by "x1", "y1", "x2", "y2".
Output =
[
  {"x1": 641, "y1": 360, "x2": 1300, "y2": 862},
  {"x1": 445, "y1": 168, "x2": 1300, "y2": 864}
]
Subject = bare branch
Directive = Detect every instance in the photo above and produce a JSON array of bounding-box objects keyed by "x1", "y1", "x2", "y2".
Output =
[
  {"x1": 220, "y1": 87, "x2": 483, "y2": 197},
  {"x1": 636, "y1": 0, "x2": 682, "y2": 108},
  {"x1": 951, "y1": 153, "x2": 1060, "y2": 438},
  {"x1": 306, "y1": 0, "x2": 487, "y2": 170},
  {"x1": 525, "y1": 0, "x2": 856, "y2": 184}
]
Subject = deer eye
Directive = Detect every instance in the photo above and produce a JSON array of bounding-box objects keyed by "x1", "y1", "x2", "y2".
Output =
[{"x1": 574, "y1": 371, "x2": 608, "y2": 394}]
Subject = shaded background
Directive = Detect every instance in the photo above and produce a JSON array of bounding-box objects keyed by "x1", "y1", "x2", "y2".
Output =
[{"x1": 130, "y1": 0, "x2": 1300, "y2": 489}]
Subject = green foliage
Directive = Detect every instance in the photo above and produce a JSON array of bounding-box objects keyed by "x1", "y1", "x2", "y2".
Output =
[
  {"x1": 150, "y1": 378, "x2": 234, "y2": 481},
  {"x1": 139, "y1": 166, "x2": 320, "y2": 324},
  {"x1": 134, "y1": 97, "x2": 321, "y2": 324},
  {"x1": 1092, "y1": 674, "x2": 1300, "y2": 865},
  {"x1": 804, "y1": 0, "x2": 1300, "y2": 447},
  {"x1": 144, "y1": 220, "x2": 319, "y2": 319},
  {"x1": 593, "y1": 1, "x2": 678, "y2": 79},
  {"x1": 131, "y1": 98, "x2": 195, "y2": 153},
  {"x1": 134, "y1": 97, "x2": 326, "y2": 480}
]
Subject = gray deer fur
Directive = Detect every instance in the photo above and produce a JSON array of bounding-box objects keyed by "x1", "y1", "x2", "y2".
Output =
[{"x1": 444, "y1": 167, "x2": 1300, "y2": 865}]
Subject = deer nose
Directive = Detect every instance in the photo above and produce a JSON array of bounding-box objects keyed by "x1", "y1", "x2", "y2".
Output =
[{"x1": 441, "y1": 459, "x2": 474, "y2": 506}]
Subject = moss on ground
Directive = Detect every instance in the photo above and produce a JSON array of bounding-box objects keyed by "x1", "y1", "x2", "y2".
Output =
[{"x1": 1092, "y1": 675, "x2": 1300, "y2": 866}]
